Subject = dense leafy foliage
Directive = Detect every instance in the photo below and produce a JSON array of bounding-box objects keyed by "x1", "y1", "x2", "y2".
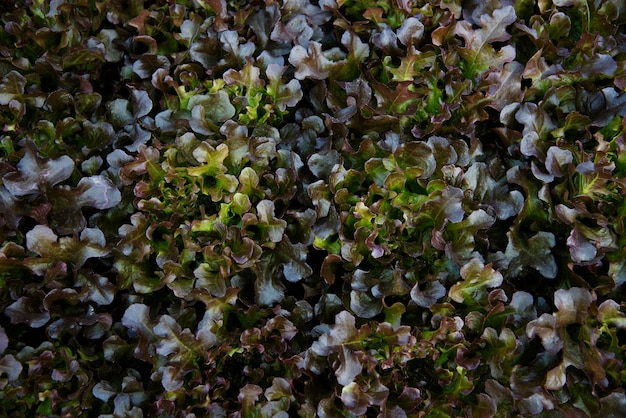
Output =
[{"x1": 1, "y1": 0, "x2": 626, "y2": 416}]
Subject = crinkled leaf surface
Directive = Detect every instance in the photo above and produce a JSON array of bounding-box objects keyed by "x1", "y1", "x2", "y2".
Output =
[
  {"x1": 25, "y1": 225, "x2": 109, "y2": 272},
  {"x1": 454, "y1": 6, "x2": 517, "y2": 77},
  {"x1": 449, "y1": 259, "x2": 503, "y2": 304},
  {"x1": 2, "y1": 1, "x2": 626, "y2": 416}
]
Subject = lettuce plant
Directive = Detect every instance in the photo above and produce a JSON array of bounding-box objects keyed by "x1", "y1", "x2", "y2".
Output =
[{"x1": 1, "y1": 0, "x2": 626, "y2": 416}]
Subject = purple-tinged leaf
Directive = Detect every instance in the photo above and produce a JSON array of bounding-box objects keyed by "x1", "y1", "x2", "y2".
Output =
[
  {"x1": 251, "y1": 253, "x2": 286, "y2": 307},
  {"x1": 132, "y1": 55, "x2": 170, "y2": 79},
  {"x1": 224, "y1": 58, "x2": 265, "y2": 90},
  {"x1": 371, "y1": 25, "x2": 401, "y2": 55},
  {"x1": 517, "y1": 393, "x2": 554, "y2": 415},
  {"x1": 309, "y1": 311, "x2": 367, "y2": 386},
  {"x1": 397, "y1": 17, "x2": 425, "y2": 47},
  {"x1": 422, "y1": 186, "x2": 465, "y2": 228},
  {"x1": 526, "y1": 313, "x2": 562, "y2": 354},
  {"x1": 220, "y1": 30, "x2": 255, "y2": 65},
  {"x1": 508, "y1": 291, "x2": 537, "y2": 327},
  {"x1": 265, "y1": 377, "x2": 294, "y2": 403},
  {"x1": 117, "y1": 213, "x2": 151, "y2": 262},
  {"x1": 190, "y1": 35, "x2": 220, "y2": 71},
  {"x1": 77, "y1": 272, "x2": 116, "y2": 306},
  {"x1": 339, "y1": 30, "x2": 369, "y2": 72},
  {"x1": 189, "y1": 90, "x2": 235, "y2": 124},
  {"x1": 515, "y1": 102, "x2": 558, "y2": 139},
  {"x1": 308, "y1": 150, "x2": 340, "y2": 180},
  {"x1": 0, "y1": 355, "x2": 22, "y2": 383},
  {"x1": 266, "y1": 64, "x2": 303, "y2": 111},
  {"x1": 75, "y1": 175, "x2": 122, "y2": 209},
  {"x1": 288, "y1": 42, "x2": 333, "y2": 80},
  {"x1": 25, "y1": 225, "x2": 109, "y2": 273},
  {"x1": 580, "y1": 54, "x2": 617, "y2": 78},
  {"x1": 129, "y1": 86, "x2": 153, "y2": 119},
  {"x1": 248, "y1": 5, "x2": 280, "y2": 48},
  {"x1": 5, "y1": 297, "x2": 50, "y2": 328},
  {"x1": 411, "y1": 280, "x2": 446, "y2": 308},
  {"x1": 544, "y1": 146, "x2": 573, "y2": 178},
  {"x1": 335, "y1": 345, "x2": 362, "y2": 387},
  {"x1": 0, "y1": 185, "x2": 27, "y2": 229},
  {"x1": 121, "y1": 303, "x2": 156, "y2": 362},
  {"x1": 462, "y1": 0, "x2": 516, "y2": 25},
  {"x1": 341, "y1": 381, "x2": 388, "y2": 415},
  {"x1": 114, "y1": 255, "x2": 164, "y2": 294},
  {"x1": 311, "y1": 311, "x2": 357, "y2": 357},
  {"x1": 600, "y1": 392, "x2": 626, "y2": 416},
  {"x1": 485, "y1": 61, "x2": 524, "y2": 111},
  {"x1": 394, "y1": 141, "x2": 436, "y2": 180},
  {"x1": 92, "y1": 381, "x2": 117, "y2": 403},
  {"x1": 3, "y1": 144, "x2": 74, "y2": 196},
  {"x1": 463, "y1": 163, "x2": 523, "y2": 220},
  {"x1": 554, "y1": 287, "x2": 593, "y2": 327},
  {"x1": 97, "y1": 29, "x2": 124, "y2": 62},
  {"x1": 349, "y1": 290, "x2": 383, "y2": 319},
  {"x1": 193, "y1": 262, "x2": 227, "y2": 297},
  {"x1": 567, "y1": 223, "x2": 615, "y2": 263},
  {"x1": 454, "y1": 6, "x2": 517, "y2": 77},
  {"x1": 154, "y1": 315, "x2": 197, "y2": 361},
  {"x1": 545, "y1": 362, "x2": 567, "y2": 391},
  {"x1": 499, "y1": 230, "x2": 557, "y2": 279},
  {"x1": 161, "y1": 365, "x2": 185, "y2": 392},
  {"x1": 107, "y1": 98, "x2": 133, "y2": 128},
  {"x1": 122, "y1": 304, "x2": 154, "y2": 338},
  {"x1": 239, "y1": 384, "x2": 263, "y2": 415},
  {"x1": 271, "y1": 14, "x2": 314, "y2": 47},
  {"x1": 248, "y1": 200, "x2": 288, "y2": 243},
  {"x1": 279, "y1": 239, "x2": 313, "y2": 283},
  {"x1": 584, "y1": 87, "x2": 626, "y2": 127}
]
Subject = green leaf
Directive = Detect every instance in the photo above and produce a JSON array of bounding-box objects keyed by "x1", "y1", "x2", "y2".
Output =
[
  {"x1": 394, "y1": 141, "x2": 436, "y2": 179},
  {"x1": 454, "y1": 6, "x2": 517, "y2": 78},
  {"x1": 266, "y1": 64, "x2": 303, "y2": 111},
  {"x1": 188, "y1": 142, "x2": 229, "y2": 177},
  {"x1": 223, "y1": 58, "x2": 265, "y2": 91},
  {"x1": 0, "y1": 70, "x2": 26, "y2": 105},
  {"x1": 449, "y1": 259, "x2": 503, "y2": 304},
  {"x1": 193, "y1": 261, "x2": 227, "y2": 297},
  {"x1": 387, "y1": 50, "x2": 436, "y2": 82},
  {"x1": 188, "y1": 91, "x2": 235, "y2": 128},
  {"x1": 252, "y1": 253, "x2": 285, "y2": 307},
  {"x1": 243, "y1": 200, "x2": 288, "y2": 244},
  {"x1": 25, "y1": 225, "x2": 109, "y2": 273},
  {"x1": 598, "y1": 300, "x2": 626, "y2": 329}
]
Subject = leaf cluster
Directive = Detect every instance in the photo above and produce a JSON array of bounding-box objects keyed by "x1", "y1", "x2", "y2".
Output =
[{"x1": 1, "y1": 0, "x2": 626, "y2": 416}]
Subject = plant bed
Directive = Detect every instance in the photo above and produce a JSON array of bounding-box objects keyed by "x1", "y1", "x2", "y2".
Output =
[{"x1": 1, "y1": 0, "x2": 626, "y2": 416}]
